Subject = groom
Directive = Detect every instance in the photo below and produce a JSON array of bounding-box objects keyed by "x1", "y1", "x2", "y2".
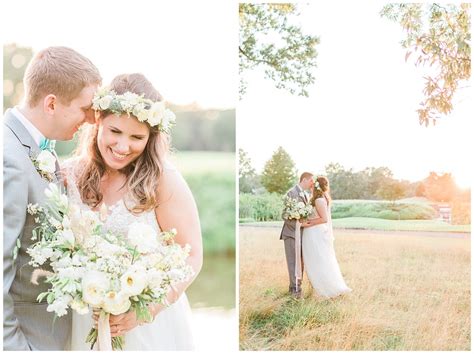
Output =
[
  {"x1": 280, "y1": 172, "x2": 314, "y2": 298},
  {"x1": 3, "y1": 46, "x2": 101, "y2": 350}
]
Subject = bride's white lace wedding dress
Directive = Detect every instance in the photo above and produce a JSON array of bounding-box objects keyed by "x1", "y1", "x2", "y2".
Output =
[
  {"x1": 302, "y1": 198, "x2": 351, "y2": 298},
  {"x1": 64, "y1": 158, "x2": 194, "y2": 350}
]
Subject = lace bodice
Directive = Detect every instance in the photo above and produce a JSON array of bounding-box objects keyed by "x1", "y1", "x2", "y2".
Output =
[{"x1": 62, "y1": 158, "x2": 160, "y2": 236}]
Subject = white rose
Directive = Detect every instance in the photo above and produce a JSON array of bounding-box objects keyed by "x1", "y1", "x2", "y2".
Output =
[
  {"x1": 36, "y1": 151, "x2": 56, "y2": 174},
  {"x1": 161, "y1": 109, "x2": 176, "y2": 130},
  {"x1": 70, "y1": 298, "x2": 89, "y2": 315},
  {"x1": 120, "y1": 92, "x2": 140, "y2": 111},
  {"x1": 102, "y1": 291, "x2": 131, "y2": 315},
  {"x1": 82, "y1": 271, "x2": 110, "y2": 307},
  {"x1": 98, "y1": 95, "x2": 113, "y2": 110},
  {"x1": 147, "y1": 102, "x2": 166, "y2": 127},
  {"x1": 120, "y1": 271, "x2": 147, "y2": 296},
  {"x1": 127, "y1": 222, "x2": 158, "y2": 253},
  {"x1": 136, "y1": 109, "x2": 149, "y2": 123},
  {"x1": 146, "y1": 269, "x2": 164, "y2": 288},
  {"x1": 132, "y1": 103, "x2": 146, "y2": 118}
]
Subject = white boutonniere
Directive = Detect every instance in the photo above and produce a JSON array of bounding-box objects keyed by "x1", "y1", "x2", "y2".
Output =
[{"x1": 31, "y1": 150, "x2": 56, "y2": 182}]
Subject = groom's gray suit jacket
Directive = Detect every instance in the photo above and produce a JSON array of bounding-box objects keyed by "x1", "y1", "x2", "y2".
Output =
[
  {"x1": 3, "y1": 109, "x2": 71, "y2": 350},
  {"x1": 280, "y1": 185, "x2": 307, "y2": 240}
]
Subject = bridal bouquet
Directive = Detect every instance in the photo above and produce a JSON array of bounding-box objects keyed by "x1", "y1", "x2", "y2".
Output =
[
  {"x1": 27, "y1": 183, "x2": 194, "y2": 350},
  {"x1": 282, "y1": 195, "x2": 313, "y2": 221}
]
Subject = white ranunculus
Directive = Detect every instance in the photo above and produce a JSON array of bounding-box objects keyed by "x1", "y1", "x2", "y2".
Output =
[
  {"x1": 98, "y1": 95, "x2": 113, "y2": 110},
  {"x1": 102, "y1": 291, "x2": 131, "y2": 315},
  {"x1": 127, "y1": 222, "x2": 158, "y2": 253},
  {"x1": 36, "y1": 151, "x2": 56, "y2": 174},
  {"x1": 120, "y1": 271, "x2": 147, "y2": 296},
  {"x1": 82, "y1": 271, "x2": 109, "y2": 307}
]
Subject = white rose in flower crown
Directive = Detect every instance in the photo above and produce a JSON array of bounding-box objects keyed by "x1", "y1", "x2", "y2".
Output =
[
  {"x1": 162, "y1": 109, "x2": 176, "y2": 130},
  {"x1": 127, "y1": 222, "x2": 159, "y2": 253},
  {"x1": 132, "y1": 102, "x2": 146, "y2": 118},
  {"x1": 120, "y1": 270, "x2": 147, "y2": 296},
  {"x1": 136, "y1": 108, "x2": 149, "y2": 123},
  {"x1": 102, "y1": 290, "x2": 132, "y2": 315},
  {"x1": 97, "y1": 95, "x2": 113, "y2": 110},
  {"x1": 147, "y1": 102, "x2": 166, "y2": 127},
  {"x1": 119, "y1": 92, "x2": 140, "y2": 111},
  {"x1": 36, "y1": 150, "x2": 56, "y2": 174},
  {"x1": 82, "y1": 271, "x2": 110, "y2": 307}
]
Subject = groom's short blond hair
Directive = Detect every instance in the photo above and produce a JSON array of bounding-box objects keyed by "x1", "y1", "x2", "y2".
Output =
[
  {"x1": 23, "y1": 46, "x2": 101, "y2": 107},
  {"x1": 299, "y1": 172, "x2": 313, "y2": 182}
]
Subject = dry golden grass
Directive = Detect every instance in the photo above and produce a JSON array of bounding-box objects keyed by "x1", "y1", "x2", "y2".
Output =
[{"x1": 239, "y1": 226, "x2": 470, "y2": 350}]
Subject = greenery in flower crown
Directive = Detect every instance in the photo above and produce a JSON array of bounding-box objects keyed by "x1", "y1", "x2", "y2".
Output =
[{"x1": 92, "y1": 87, "x2": 176, "y2": 133}]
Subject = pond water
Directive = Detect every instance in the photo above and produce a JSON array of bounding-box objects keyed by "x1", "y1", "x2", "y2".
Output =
[{"x1": 186, "y1": 253, "x2": 235, "y2": 310}]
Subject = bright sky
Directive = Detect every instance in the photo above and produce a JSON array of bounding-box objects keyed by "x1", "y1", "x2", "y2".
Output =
[
  {"x1": 1, "y1": 0, "x2": 237, "y2": 110},
  {"x1": 238, "y1": 2, "x2": 473, "y2": 188}
]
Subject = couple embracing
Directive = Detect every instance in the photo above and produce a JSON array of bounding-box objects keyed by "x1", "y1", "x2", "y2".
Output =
[
  {"x1": 280, "y1": 172, "x2": 351, "y2": 299},
  {"x1": 4, "y1": 46, "x2": 202, "y2": 350}
]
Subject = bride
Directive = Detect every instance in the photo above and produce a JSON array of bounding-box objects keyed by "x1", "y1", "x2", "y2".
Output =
[
  {"x1": 63, "y1": 73, "x2": 202, "y2": 350},
  {"x1": 302, "y1": 176, "x2": 351, "y2": 298}
]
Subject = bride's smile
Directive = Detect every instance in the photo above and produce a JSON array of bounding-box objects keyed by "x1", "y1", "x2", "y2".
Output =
[{"x1": 97, "y1": 113, "x2": 150, "y2": 170}]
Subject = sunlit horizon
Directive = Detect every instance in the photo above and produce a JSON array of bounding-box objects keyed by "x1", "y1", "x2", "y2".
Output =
[{"x1": 238, "y1": 2, "x2": 472, "y2": 191}]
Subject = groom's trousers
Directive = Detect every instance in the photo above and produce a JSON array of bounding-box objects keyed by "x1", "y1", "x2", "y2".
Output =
[{"x1": 283, "y1": 236, "x2": 304, "y2": 292}]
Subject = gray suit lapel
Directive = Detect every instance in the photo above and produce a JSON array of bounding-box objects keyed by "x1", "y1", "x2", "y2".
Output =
[
  {"x1": 4, "y1": 109, "x2": 60, "y2": 184},
  {"x1": 4, "y1": 109, "x2": 40, "y2": 157}
]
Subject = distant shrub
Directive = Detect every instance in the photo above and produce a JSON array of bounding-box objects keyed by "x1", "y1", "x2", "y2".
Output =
[
  {"x1": 239, "y1": 193, "x2": 283, "y2": 221},
  {"x1": 331, "y1": 201, "x2": 436, "y2": 220}
]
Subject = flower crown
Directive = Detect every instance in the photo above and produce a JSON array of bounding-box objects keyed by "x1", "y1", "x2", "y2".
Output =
[
  {"x1": 92, "y1": 87, "x2": 176, "y2": 133},
  {"x1": 314, "y1": 180, "x2": 322, "y2": 192}
]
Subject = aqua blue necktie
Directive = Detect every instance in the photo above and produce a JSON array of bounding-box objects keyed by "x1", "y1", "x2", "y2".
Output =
[{"x1": 39, "y1": 137, "x2": 56, "y2": 152}]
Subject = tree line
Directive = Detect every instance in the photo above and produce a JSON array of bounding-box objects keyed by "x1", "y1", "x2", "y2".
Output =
[{"x1": 239, "y1": 147, "x2": 470, "y2": 203}]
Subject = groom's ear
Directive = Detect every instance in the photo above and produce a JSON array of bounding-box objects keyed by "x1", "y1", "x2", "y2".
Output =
[{"x1": 43, "y1": 94, "x2": 57, "y2": 115}]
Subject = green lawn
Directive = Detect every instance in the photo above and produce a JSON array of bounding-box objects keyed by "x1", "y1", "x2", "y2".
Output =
[{"x1": 240, "y1": 218, "x2": 470, "y2": 233}]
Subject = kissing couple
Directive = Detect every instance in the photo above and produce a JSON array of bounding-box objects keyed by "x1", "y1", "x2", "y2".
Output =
[{"x1": 280, "y1": 172, "x2": 352, "y2": 299}]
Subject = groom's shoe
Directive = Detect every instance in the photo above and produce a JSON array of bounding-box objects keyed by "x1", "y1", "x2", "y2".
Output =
[
  {"x1": 291, "y1": 290, "x2": 302, "y2": 299},
  {"x1": 289, "y1": 287, "x2": 302, "y2": 299}
]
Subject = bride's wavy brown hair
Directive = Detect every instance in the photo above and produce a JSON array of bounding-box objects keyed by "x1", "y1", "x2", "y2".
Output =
[
  {"x1": 310, "y1": 176, "x2": 332, "y2": 207},
  {"x1": 74, "y1": 73, "x2": 170, "y2": 213}
]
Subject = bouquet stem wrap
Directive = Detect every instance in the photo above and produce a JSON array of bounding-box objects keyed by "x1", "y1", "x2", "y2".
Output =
[
  {"x1": 96, "y1": 312, "x2": 112, "y2": 351},
  {"x1": 294, "y1": 220, "x2": 303, "y2": 293}
]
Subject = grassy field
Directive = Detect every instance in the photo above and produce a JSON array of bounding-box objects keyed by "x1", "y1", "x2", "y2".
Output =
[{"x1": 239, "y1": 226, "x2": 470, "y2": 350}]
